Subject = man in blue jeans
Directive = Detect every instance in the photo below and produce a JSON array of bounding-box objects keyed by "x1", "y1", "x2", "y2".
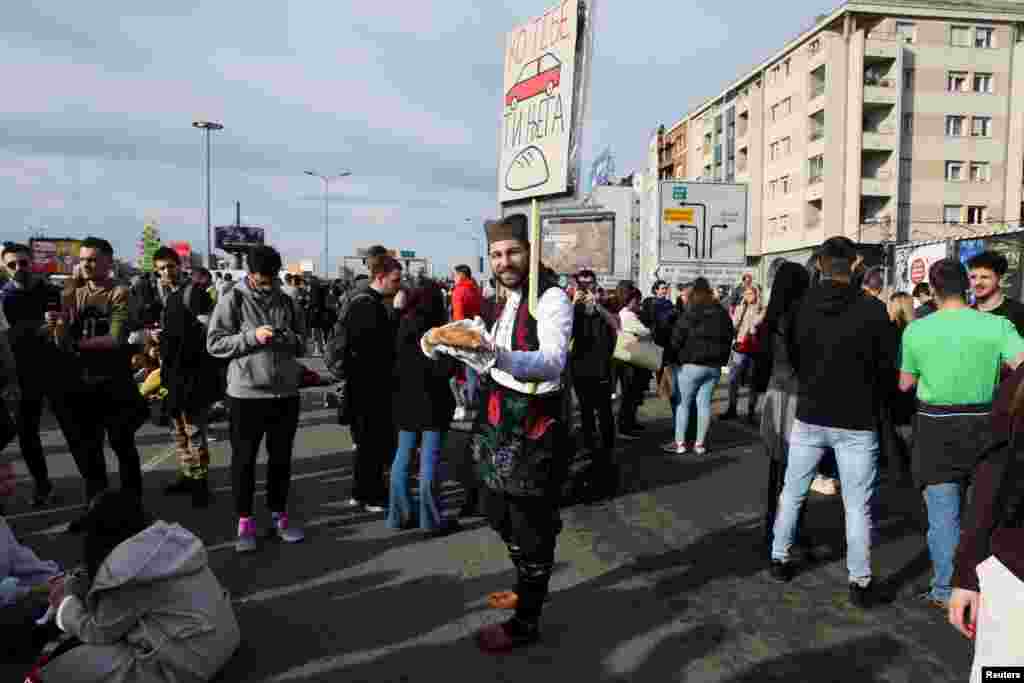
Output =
[
  {"x1": 898, "y1": 258, "x2": 1024, "y2": 608},
  {"x1": 770, "y1": 236, "x2": 897, "y2": 608}
]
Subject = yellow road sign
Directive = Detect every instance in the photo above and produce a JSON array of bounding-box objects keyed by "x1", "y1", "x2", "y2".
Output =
[{"x1": 663, "y1": 208, "x2": 695, "y2": 224}]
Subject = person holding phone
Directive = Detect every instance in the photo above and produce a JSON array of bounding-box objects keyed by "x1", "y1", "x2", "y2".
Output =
[{"x1": 207, "y1": 246, "x2": 307, "y2": 553}]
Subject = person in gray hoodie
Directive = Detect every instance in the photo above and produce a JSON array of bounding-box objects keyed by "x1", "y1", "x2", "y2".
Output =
[
  {"x1": 43, "y1": 490, "x2": 240, "y2": 682},
  {"x1": 206, "y1": 245, "x2": 307, "y2": 553}
]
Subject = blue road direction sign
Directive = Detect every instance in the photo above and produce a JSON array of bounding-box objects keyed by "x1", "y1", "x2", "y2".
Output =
[
  {"x1": 672, "y1": 186, "x2": 688, "y2": 202},
  {"x1": 400, "y1": 250, "x2": 416, "y2": 258}
]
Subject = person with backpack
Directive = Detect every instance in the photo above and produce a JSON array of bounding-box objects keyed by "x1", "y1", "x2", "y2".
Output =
[
  {"x1": 156, "y1": 249, "x2": 218, "y2": 508},
  {"x1": 326, "y1": 251, "x2": 402, "y2": 513},
  {"x1": 207, "y1": 246, "x2": 307, "y2": 553}
]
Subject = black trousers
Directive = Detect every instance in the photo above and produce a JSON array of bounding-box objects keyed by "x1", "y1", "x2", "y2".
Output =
[
  {"x1": 574, "y1": 377, "x2": 615, "y2": 459},
  {"x1": 16, "y1": 394, "x2": 50, "y2": 491},
  {"x1": 617, "y1": 364, "x2": 649, "y2": 429},
  {"x1": 54, "y1": 381, "x2": 144, "y2": 502},
  {"x1": 483, "y1": 487, "x2": 563, "y2": 624},
  {"x1": 348, "y1": 398, "x2": 395, "y2": 507},
  {"x1": 229, "y1": 396, "x2": 301, "y2": 517}
]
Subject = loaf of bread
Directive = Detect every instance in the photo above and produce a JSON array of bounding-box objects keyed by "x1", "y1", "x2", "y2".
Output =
[{"x1": 427, "y1": 323, "x2": 485, "y2": 350}]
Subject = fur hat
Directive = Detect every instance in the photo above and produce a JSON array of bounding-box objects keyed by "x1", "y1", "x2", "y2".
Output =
[{"x1": 485, "y1": 214, "x2": 528, "y2": 245}]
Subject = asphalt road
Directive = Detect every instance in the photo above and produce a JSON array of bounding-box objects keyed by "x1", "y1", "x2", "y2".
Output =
[{"x1": 2, "y1": 371, "x2": 972, "y2": 682}]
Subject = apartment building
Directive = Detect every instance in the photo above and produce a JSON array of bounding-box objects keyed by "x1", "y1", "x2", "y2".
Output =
[{"x1": 651, "y1": 0, "x2": 1024, "y2": 268}]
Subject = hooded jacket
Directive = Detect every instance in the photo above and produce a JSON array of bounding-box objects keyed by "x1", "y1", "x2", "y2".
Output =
[
  {"x1": 793, "y1": 280, "x2": 897, "y2": 431},
  {"x1": 206, "y1": 277, "x2": 305, "y2": 400},
  {"x1": 47, "y1": 522, "x2": 240, "y2": 683}
]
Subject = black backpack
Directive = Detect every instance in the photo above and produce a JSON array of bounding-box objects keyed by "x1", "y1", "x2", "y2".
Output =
[{"x1": 324, "y1": 291, "x2": 374, "y2": 380}]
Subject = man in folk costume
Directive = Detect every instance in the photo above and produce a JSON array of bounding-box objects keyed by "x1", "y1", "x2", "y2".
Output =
[{"x1": 422, "y1": 213, "x2": 573, "y2": 652}]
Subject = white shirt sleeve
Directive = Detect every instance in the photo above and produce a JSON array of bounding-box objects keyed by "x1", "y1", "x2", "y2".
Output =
[
  {"x1": 619, "y1": 309, "x2": 651, "y2": 338},
  {"x1": 495, "y1": 287, "x2": 573, "y2": 383}
]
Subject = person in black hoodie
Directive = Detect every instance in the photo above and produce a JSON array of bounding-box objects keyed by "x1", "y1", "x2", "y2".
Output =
[
  {"x1": 663, "y1": 278, "x2": 734, "y2": 455},
  {"x1": 769, "y1": 236, "x2": 897, "y2": 608},
  {"x1": 387, "y1": 281, "x2": 460, "y2": 536},
  {"x1": 751, "y1": 262, "x2": 810, "y2": 552}
]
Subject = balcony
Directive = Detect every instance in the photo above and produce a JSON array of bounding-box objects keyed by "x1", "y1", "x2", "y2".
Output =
[
  {"x1": 861, "y1": 171, "x2": 893, "y2": 196},
  {"x1": 864, "y1": 36, "x2": 899, "y2": 59},
  {"x1": 863, "y1": 127, "x2": 896, "y2": 150},
  {"x1": 863, "y1": 79, "x2": 898, "y2": 104},
  {"x1": 805, "y1": 179, "x2": 824, "y2": 201}
]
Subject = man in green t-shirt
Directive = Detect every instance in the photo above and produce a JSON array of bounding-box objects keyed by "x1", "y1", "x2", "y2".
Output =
[{"x1": 899, "y1": 258, "x2": 1024, "y2": 609}]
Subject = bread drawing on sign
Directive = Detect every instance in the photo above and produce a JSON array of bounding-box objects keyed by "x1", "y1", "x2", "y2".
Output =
[{"x1": 505, "y1": 146, "x2": 550, "y2": 192}]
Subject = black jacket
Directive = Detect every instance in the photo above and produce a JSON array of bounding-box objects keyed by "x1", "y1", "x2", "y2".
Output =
[
  {"x1": 0, "y1": 280, "x2": 61, "y2": 392},
  {"x1": 752, "y1": 310, "x2": 800, "y2": 395},
  {"x1": 160, "y1": 285, "x2": 219, "y2": 415},
  {"x1": 345, "y1": 288, "x2": 397, "y2": 394},
  {"x1": 669, "y1": 303, "x2": 735, "y2": 369},
  {"x1": 793, "y1": 281, "x2": 898, "y2": 431},
  {"x1": 392, "y1": 315, "x2": 456, "y2": 432},
  {"x1": 570, "y1": 304, "x2": 616, "y2": 380}
]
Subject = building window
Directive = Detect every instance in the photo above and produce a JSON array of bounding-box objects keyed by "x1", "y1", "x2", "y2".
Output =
[
  {"x1": 970, "y1": 162, "x2": 991, "y2": 182},
  {"x1": 944, "y1": 205, "x2": 963, "y2": 223},
  {"x1": 782, "y1": 97, "x2": 792, "y2": 116},
  {"x1": 810, "y1": 65, "x2": 826, "y2": 98},
  {"x1": 781, "y1": 175, "x2": 792, "y2": 194},
  {"x1": 779, "y1": 214, "x2": 790, "y2": 232},
  {"x1": 968, "y1": 206, "x2": 988, "y2": 224},
  {"x1": 770, "y1": 104, "x2": 779, "y2": 122},
  {"x1": 974, "y1": 73, "x2": 993, "y2": 93},
  {"x1": 904, "y1": 68, "x2": 914, "y2": 90},
  {"x1": 768, "y1": 179, "x2": 778, "y2": 198},
  {"x1": 946, "y1": 161, "x2": 965, "y2": 181},
  {"x1": 808, "y1": 154, "x2": 824, "y2": 183},
  {"x1": 951, "y1": 25, "x2": 971, "y2": 47},
  {"x1": 769, "y1": 66, "x2": 779, "y2": 85},
  {"x1": 976, "y1": 27, "x2": 995, "y2": 48},
  {"x1": 947, "y1": 71, "x2": 968, "y2": 92},
  {"x1": 808, "y1": 38, "x2": 822, "y2": 55},
  {"x1": 900, "y1": 157, "x2": 913, "y2": 179},
  {"x1": 784, "y1": 59, "x2": 791, "y2": 78},
  {"x1": 769, "y1": 141, "x2": 780, "y2": 161},
  {"x1": 768, "y1": 217, "x2": 778, "y2": 233},
  {"x1": 946, "y1": 115, "x2": 965, "y2": 137},
  {"x1": 782, "y1": 136, "x2": 792, "y2": 156},
  {"x1": 972, "y1": 116, "x2": 992, "y2": 137},
  {"x1": 896, "y1": 21, "x2": 916, "y2": 43},
  {"x1": 902, "y1": 113, "x2": 914, "y2": 134}
]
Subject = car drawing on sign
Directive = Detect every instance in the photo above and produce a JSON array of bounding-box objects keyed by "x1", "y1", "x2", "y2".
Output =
[{"x1": 505, "y1": 53, "x2": 561, "y2": 110}]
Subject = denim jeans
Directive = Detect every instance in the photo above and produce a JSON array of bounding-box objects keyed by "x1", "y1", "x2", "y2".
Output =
[
  {"x1": 772, "y1": 419, "x2": 879, "y2": 583},
  {"x1": 387, "y1": 430, "x2": 446, "y2": 531},
  {"x1": 923, "y1": 481, "x2": 962, "y2": 603},
  {"x1": 672, "y1": 364, "x2": 720, "y2": 444}
]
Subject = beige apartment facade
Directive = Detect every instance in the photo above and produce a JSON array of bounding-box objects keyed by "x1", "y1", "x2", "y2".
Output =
[{"x1": 652, "y1": 0, "x2": 1024, "y2": 269}]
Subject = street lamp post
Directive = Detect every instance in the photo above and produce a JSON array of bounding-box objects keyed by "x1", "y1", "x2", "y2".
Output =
[
  {"x1": 192, "y1": 121, "x2": 224, "y2": 268},
  {"x1": 305, "y1": 170, "x2": 352, "y2": 276},
  {"x1": 464, "y1": 218, "x2": 485, "y2": 275}
]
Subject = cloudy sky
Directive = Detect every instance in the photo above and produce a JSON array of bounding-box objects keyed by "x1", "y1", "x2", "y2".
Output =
[{"x1": 3, "y1": 0, "x2": 833, "y2": 275}]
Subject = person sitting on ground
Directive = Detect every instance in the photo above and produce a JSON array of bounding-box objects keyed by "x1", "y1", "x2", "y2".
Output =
[{"x1": 42, "y1": 490, "x2": 240, "y2": 682}]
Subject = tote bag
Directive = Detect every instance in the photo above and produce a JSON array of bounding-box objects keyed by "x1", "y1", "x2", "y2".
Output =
[{"x1": 613, "y1": 332, "x2": 663, "y2": 372}]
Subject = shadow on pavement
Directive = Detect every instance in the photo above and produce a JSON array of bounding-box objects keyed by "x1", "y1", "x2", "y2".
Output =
[{"x1": 721, "y1": 633, "x2": 906, "y2": 683}]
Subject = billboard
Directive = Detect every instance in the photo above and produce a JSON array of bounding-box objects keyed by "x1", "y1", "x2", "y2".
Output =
[
  {"x1": 30, "y1": 238, "x2": 81, "y2": 275},
  {"x1": 893, "y1": 241, "x2": 947, "y2": 294},
  {"x1": 215, "y1": 225, "x2": 265, "y2": 252},
  {"x1": 499, "y1": 0, "x2": 583, "y2": 203},
  {"x1": 658, "y1": 181, "x2": 747, "y2": 265},
  {"x1": 540, "y1": 212, "x2": 614, "y2": 275}
]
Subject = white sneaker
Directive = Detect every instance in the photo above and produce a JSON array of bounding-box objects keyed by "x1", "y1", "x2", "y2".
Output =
[{"x1": 660, "y1": 441, "x2": 687, "y2": 455}]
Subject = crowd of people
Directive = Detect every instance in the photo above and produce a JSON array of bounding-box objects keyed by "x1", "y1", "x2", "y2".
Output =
[{"x1": 0, "y1": 226, "x2": 1022, "y2": 678}]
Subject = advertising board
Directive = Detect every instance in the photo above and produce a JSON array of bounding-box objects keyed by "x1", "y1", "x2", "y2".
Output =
[
  {"x1": 214, "y1": 225, "x2": 265, "y2": 252},
  {"x1": 540, "y1": 212, "x2": 614, "y2": 275},
  {"x1": 30, "y1": 238, "x2": 81, "y2": 275},
  {"x1": 499, "y1": 0, "x2": 584, "y2": 203},
  {"x1": 658, "y1": 181, "x2": 747, "y2": 265}
]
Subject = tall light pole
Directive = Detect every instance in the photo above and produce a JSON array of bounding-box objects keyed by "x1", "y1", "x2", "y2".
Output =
[
  {"x1": 305, "y1": 170, "x2": 352, "y2": 276},
  {"x1": 464, "y1": 217, "x2": 485, "y2": 276},
  {"x1": 192, "y1": 121, "x2": 223, "y2": 268}
]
